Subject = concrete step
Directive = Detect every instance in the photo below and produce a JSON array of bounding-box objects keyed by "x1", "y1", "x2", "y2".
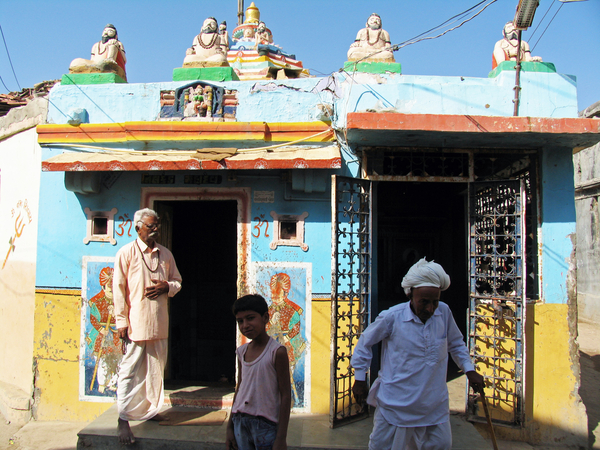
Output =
[
  {"x1": 77, "y1": 405, "x2": 492, "y2": 450},
  {"x1": 163, "y1": 384, "x2": 234, "y2": 409}
]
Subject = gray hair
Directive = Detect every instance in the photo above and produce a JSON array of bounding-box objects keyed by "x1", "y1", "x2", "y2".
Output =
[{"x1": 134, "y1": 208, "x2": 159, "y2": 228}]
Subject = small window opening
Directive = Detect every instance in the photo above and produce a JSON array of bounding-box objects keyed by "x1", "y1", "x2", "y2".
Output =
[
  {"x1": 93, "y1": 217, "x2": 108, "y2": 235},
  {"x1": 280, "y1": 221, "x2": 297, "y2": 240}
]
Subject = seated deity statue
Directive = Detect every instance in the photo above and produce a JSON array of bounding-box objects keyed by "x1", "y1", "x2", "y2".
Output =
[
  {"x1": 69, "y1": 24, "x2": 127, "y2": 81},
  {"x1": 183, "y1": 17, "x2": 228, "y2": 67},
  {"x1": 347, "y1": 13, "x2": 395, "y2": 63},
  {"x1": 493, "y1": 22, "x2": 542, "y2": 69},
  {"x1": 254, "y1": 21, "x2": 273, "y2": 46}
]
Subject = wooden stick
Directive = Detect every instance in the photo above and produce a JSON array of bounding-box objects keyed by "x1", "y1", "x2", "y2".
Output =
[{"x1": 478, "y1": 386, "x2": 499, "y2": 450}]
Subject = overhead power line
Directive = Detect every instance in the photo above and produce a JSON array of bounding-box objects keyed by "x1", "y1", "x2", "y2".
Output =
[
  {"x1": 349, "y1": 0, "x2": 498, "y2": 65},
  {"x1": 0, "y1": 23, "x2": 21, "y2": 91},
  {"x1": 531, "y1": 3, "x2": 564, "y2": 51},
  {"x1": 528, "y1": 0, "x2": 557, "y2": 43},
  {"x1": 0, "y1": 73, "x2": 10, "y2": 92}
]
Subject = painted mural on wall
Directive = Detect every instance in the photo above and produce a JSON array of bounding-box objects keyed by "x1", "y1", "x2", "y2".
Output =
[
  {"x1": 80, "y1": 256, "x2": 121, "y2": 402},
  {"x1": 2, "y1": 199, "x2": 33, "y2": 269},
  {"x1": 253, "y1": 262, "x2": 311, "y2": 410}
]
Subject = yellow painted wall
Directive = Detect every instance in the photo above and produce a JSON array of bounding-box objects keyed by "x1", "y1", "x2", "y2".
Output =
[
  {"x1": 33, "y1": 291, "x2": 111, "y2": 421},
  {"x1": 475, "y1": 303, "x2": 587, "y2": 446},
  {"x1": 310, "y1": 299, "x2": 331, "y2": 414}
]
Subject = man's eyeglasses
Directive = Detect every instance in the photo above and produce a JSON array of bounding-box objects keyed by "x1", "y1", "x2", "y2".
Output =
[{"x1": 140, "y1": 222, "x2": 161, "y2": 230}]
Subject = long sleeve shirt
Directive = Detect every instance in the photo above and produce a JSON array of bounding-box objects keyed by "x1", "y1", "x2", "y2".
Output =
[
  {"x1": 113, "y1": 238, "x2": 182, "y2": 341},
  {"x1": 351, "y1": 301, "x2": 474, "y2": 427}
]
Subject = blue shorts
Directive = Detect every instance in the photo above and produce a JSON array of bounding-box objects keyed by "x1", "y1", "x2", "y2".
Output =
[{"x1": 231, "y1": 412, "x2": 278, "y2": 450}]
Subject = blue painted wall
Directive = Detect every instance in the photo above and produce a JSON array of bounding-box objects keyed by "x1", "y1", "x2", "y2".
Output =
[
  {"x1": 39, "y1": 67, "x2": 580, "y2": 305},
  {"x1": 36, "y1": 160, "x2": 335, "y2": 294},
  {"x1": 334, "y1": 69, "x2": 578, "y2": 128},
  {"x1": 540, "y1": 147, "x2": 577, "y2": 305}
]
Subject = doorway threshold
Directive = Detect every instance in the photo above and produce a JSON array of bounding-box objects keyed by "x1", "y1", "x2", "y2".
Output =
[{"x1": 164, "y1": 382, "x2": 235, "y2": 409}]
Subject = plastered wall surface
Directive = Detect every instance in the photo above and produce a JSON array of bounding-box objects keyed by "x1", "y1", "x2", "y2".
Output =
[
  {"x1": 541, "y1": 147, "x2": 577, "y2": 305},
  {"x1": 479, "y1": 303, "x2": 587, "y2": 447},
  {"x1": 310, "y1": 300, "x2": 332, "y2": 414},
  {"x1": 33, "y1": 291, "x2": 110, "y2": 421},
  {"x1": 573, "y1": 143, "x2": 600, "y2": 322},
  {"x1": 0, "y1": 129, "x2": 41, "y2": 394}
]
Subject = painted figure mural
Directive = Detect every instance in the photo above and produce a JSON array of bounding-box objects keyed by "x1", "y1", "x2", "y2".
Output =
[
  {"x1": 84, "y1": 265, "x2": 121, "y2": 397},
  {"x1": 266, "y1": 272, "x2": 307, "y2": 407},
  {"x1": 69, "y1": 24, "x2": 127, "y2": 81},
  {"x1": 492, "y1": 21, "x2": 542, "y2": 69},
  {"x1": 347, "y1": 13, "x2": 395, "y2": 62}
]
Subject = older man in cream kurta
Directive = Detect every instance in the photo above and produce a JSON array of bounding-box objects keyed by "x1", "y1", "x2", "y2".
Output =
[{"x1": 114, "y1": 208, "x2": 182, "y2": 445}]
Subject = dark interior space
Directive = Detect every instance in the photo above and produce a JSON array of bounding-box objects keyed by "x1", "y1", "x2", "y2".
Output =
[
  {"x1": 155, "y1": 200, "x2": 238, "y2": 386},
  {"x1": 375, "y1": 181, "x2": 469, "y2": 380}
]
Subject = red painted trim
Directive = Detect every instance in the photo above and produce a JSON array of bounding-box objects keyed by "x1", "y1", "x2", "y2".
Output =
[{"x1": 347, "y1": 113, "x2": 600, "y2": 135}]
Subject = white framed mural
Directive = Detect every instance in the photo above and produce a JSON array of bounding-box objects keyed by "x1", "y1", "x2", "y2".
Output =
[
  {"x1": 252, "y1": 262, "x2": 311, "y2": 412},
  {"x1": 80, "y1": 256, "x2": 120, "y2": 402}
]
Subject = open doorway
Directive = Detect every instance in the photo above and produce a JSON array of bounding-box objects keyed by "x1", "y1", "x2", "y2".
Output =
[
  {"x1": 155, "y1": 200, "x2": 238, "y2": 386},
  {"x1": 376, "y1": 181, "x2": 469, "y2": 380}
]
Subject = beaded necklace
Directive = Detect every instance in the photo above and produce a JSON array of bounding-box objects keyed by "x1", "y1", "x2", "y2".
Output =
[
  {"x1": 198, "y1": 32, "x2": 218, "y2": 49},
  {"x1": 135, "y1": 240, "x2": 159, "y2": 273},
  {"x1": 367, "y1": 29, "x2": 382, "y2": 46}
]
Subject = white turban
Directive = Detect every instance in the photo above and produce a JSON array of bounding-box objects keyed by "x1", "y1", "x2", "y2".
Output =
[{"x1": 401, "y1": 257, "x2": 450, "y2": 296}]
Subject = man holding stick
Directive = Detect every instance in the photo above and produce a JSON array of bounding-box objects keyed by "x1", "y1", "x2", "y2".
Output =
[{"x1": 351, "y1": 258, "x2": 484, "y2": 450}]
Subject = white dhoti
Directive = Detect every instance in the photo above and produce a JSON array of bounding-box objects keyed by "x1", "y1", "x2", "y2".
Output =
[
  {"x1": 117, "y1": 339, "x2": 167, "y2": 421},
  {"x1": 369, "y1": 407, "x2": 452, "y2": 450}
]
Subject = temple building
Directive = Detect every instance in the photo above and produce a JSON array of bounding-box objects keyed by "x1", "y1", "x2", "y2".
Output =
[{"x1": 0, "y1": 4, "x2": 599, "y2": 448}]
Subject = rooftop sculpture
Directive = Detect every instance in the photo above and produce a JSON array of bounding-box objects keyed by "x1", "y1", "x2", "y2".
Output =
[
  {"x1": 69, "y1": 24, "x2": 127, "y2": 81},
  {"x1": 183, "y1": 17, "x2": 229, "y2": 67},
  {"x1": 492, "y1": 22, "x2": 542, "y2": 69},
  {"x1": 227, "y1": 2, "x2": 307, "y2": 79},
  {"x1": 347, "y1": 13, "x2": 395, "y2": 63}
]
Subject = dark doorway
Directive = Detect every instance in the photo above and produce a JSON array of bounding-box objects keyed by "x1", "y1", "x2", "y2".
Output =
[
  {"x1": 376, "y1": 182, "x2": 469, "y2": 380},
  {"x1": 155, "y1": 200, "x2": 238, "y2": 385}
]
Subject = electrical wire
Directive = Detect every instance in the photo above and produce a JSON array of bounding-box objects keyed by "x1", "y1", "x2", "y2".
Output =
[
  {"x1": 0, "y1": 23, "x2": 21, "y2": 91},
  {"x1": 349, "y1": 0, "x2": 498, "y2": 65},
  {"x1": 400, "y1": 0, "x2": 495, "y2": 46},
  {"x1": 0, "y1": 73, "x2": 10, "y2": 92},
  {"x1": 528, "y1": 0, "x2": 557, "y2": 43},
  {"x1": 531, "y1": 3, "x2": 564, "y2": 52}
]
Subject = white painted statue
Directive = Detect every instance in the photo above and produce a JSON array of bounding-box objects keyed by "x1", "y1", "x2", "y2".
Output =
[
  {"x1": 219, "y1": 21, "x2": 230, "y2": 53},
  {"x1": 347, "y1": 13, "x2": 395, "y2": 63},
  {"x1": 184, "y1": 17, "x2": 228, "y2": 67},
  {"x1": 492, "y1": 22, "x2": 542, "y2": 69},
  {"x1": 69, "y1": 24, "x2": 127, "y2": 81},
  {"x1": 254, "y1": 21, "x2": 273, "y2": 46}
]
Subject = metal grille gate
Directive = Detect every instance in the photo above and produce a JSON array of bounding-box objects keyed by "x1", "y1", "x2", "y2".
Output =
[
  {"x1": 330, "y1": 175, "x2": 372, "y2": 428},
  {"x1": 467, "y1": 180, "x2": 526, "y2": 426}
]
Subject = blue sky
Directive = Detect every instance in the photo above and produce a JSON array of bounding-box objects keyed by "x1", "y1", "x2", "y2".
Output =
[{"x1": 1, "y1": 0, "x2": 598, "y2": 111}]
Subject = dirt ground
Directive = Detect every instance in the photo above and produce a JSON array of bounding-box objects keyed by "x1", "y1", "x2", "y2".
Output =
[{"x1": 578, "y1": 320, "x2": 600, "y2": 449}]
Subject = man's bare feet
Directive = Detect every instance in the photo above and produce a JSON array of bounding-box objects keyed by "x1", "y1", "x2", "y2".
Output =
[
  {"x1": 118, "y1": 418, "x2": 135, "y2": 445},
  {"x1": 149, "y1": 412, "x2": 169, "y2": 422}
]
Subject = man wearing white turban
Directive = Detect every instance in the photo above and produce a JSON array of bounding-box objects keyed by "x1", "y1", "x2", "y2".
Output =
[{"x1": 351, "y1": 258, "x2": 484, "y2": 450}]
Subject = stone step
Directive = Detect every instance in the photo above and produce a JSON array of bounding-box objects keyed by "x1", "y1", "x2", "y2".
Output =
[
  {"x1": 164, "y1": 384, "x2": 234, "y2": 409},
  {"x1": 77, "y1": 404, "x2": 492, "y2": 450}
]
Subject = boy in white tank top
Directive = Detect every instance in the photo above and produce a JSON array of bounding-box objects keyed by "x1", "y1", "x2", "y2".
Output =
[{"x1": 226, "y1": 294, "x2": 291, "y2": 450}]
